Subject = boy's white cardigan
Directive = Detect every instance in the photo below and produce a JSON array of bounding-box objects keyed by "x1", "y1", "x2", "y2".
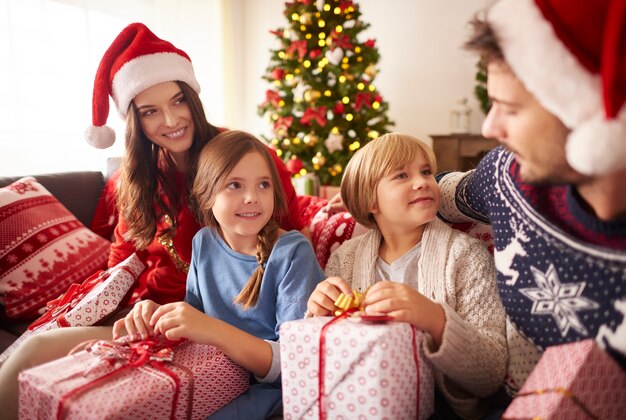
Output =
[{"x1": 325, "y1": 218, "x2": 507, "y2": 419}]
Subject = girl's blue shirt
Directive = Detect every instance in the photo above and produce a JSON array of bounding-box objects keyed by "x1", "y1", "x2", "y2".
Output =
[{"x1": 186, "y1": 227, "x2": 323, "y2": 341}]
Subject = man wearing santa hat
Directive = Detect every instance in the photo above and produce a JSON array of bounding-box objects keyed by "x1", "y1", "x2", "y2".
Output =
[{"x1": 437, "y1": 0, "x2": 626, "y2": 405}]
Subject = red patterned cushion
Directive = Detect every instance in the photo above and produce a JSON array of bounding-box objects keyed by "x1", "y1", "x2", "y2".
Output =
[
  {"x1": 297, "y1": 195, "x2": 367, "y2": 269},
  {"x1": 0, "y1": 177, "x2": 111, "y2": 320},
  {"x1": 449, "y1": 221, "x2": 494, "y2": 254}
]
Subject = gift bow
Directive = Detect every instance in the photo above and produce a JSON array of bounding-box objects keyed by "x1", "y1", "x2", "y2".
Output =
[
  {"x1": 29, "y1": 266, "x2": 135, "y2": 330},
  {"x1": 87, "y1": 338, "x2": 176, "y2": 368},
  {"x1": 333, "y1": 288, "x2": 393, "y2": 322},
  {"x1": 333, "y1": 289, "x2": 366, "y2": 316},
  {"x1": 58, "y1": 337, "x2": 186, "y2": 420},
  {"x1": 29, "y1": 266, "x2": 137, "y2": 331}
]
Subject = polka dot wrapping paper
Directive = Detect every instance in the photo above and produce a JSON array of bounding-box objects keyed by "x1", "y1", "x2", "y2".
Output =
[
  {"x1": 502, "y1": 339, "x2": 626, "y2": 420},
  {"x1": 279, "y1": 316, "x2": 434, "y2": 419},
  {"x1": 18, "y1": 340, "x2": 249, "y2": 419}
]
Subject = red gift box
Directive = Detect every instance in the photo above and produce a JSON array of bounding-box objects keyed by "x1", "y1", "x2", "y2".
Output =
[
  {"x1": 0, "y1": 253, "x2": 143, "y2": 366},
  {"x1": 18, "y1": 337, "x2": 250, "y2": 420},
  {"x1": 279, "y1": 315, "x2": 435, "y2": 419},
  {"x1": 503, "y1": 339, "x2": 626, "y2": 420}
]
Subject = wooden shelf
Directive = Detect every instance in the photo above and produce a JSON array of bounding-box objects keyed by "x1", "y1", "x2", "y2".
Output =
[{"x1": 430, "y1": 134, "x2": 499, "y2": 172}]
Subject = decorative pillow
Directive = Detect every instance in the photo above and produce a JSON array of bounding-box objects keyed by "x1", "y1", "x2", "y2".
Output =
[
  {"x1": 0, "y1": 177, "x2": 111, "y2": 320},
  {"x1": 449, "y1": 221, "x2": 495, "y2": 254},
  {"x1": 297, "y1": 195, "x2": 368, "y2": 269}
]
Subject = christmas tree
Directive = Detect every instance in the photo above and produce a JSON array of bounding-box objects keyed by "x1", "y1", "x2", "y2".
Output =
[{"x1": 258, "y1": 0, "x2": 394, "y2": 186}]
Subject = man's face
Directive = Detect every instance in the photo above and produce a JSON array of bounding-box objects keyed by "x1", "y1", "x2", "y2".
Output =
[{"x1": 482, "y1": 61, "x2": 584, "y2": 184}]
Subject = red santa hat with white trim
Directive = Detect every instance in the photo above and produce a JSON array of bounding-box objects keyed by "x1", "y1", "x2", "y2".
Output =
[
  {"x1": 85, "y1": 22, "x2": 200, "y2": 149},
  {"x1": 488, "y1": 0, "x2": 626, "y2": 175}
]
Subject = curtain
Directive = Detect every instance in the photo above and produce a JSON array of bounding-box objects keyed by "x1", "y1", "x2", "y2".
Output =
[{"x1": 0, "y1": 0, "x2": 223, "y2": 176}]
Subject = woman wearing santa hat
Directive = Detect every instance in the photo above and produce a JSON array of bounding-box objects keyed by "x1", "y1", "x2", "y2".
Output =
[{"x1": 0, "y1": 22, "x2": 305, "y2": 419}]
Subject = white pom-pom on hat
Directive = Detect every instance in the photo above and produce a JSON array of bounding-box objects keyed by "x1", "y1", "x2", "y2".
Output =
[
  {"x1": 85, "y1": 125, "x2": 116, "y2": 149},
  {"x1": 567, "y1": 108, "x2": 626, "y2": 176},
  {"x1": 87, "y1": 23, "x2": 200, "y2": 149}
]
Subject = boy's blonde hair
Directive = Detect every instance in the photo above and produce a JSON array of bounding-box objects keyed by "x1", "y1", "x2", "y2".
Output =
[{"x1": 340, "y1": 133, "x2": 437, "y2": 229}]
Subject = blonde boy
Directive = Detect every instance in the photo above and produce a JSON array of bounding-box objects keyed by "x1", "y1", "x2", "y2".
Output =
[{"x1": 307, "y1": 133, "x2": 506, "y2": 418}]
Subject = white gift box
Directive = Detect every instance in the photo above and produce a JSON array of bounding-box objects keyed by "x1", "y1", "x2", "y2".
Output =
[{"x1": 280, "y1": 316, "x2": 435, "y2": 419}]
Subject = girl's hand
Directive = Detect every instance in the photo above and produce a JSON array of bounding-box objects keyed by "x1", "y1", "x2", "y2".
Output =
[
  {"x1": 151, "y1": 302, "x2": 212, "y2": 343},
  {"x1": 112, "y1": 299, "x2": 161, "y2": 340},
  {"x1": 323, "y1": 193, "x2": 347, "y2": 214},
  {"x1": 307, "y1": 277, "x2": 352, "y2": 316},
  {"x1": 363, "y1": 281, "x2": 446, "y2": 347}
]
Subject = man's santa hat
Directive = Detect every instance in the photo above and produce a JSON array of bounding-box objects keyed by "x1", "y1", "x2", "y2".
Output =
[
  {"x1": 488, "y1": 0, "x2": 626, "y2": 175},
  {"x1": 85, "y1": 23, "x2": 200, "y2": 149}
]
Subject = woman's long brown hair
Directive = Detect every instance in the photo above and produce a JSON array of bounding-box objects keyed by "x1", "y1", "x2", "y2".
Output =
[
  {"x1": 192, "y1": 130, "x2": 288, "y2": 310},
  {"x1": 117, "y1": 81, "x2": 220, "y2": 249}
]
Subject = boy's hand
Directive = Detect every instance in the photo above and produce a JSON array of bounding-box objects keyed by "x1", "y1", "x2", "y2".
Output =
[
  {"x1": 364, "y1": 281, "x2": 445, "y2": 346},
  {"x1": 112, "y1": 299, "x2": 160, "y2": 340},
  {"x1": 151, "y1": 302, "x2": 212, "y2": 343},
  {"x1": 307, "y1": 277, "x2": 352, "y2": 316}
]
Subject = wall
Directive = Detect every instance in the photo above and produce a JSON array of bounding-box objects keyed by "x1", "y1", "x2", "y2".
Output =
[{"x1": 236, "y1": 0, "x2": 491, "y2": 146}]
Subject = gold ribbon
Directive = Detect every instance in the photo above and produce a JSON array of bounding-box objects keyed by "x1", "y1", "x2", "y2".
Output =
[{"x1": 333, "y1": 289, "x2": 367, "y2": 316}]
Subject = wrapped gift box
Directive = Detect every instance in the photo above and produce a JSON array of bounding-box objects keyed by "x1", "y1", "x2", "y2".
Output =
[
  {"x1": 292, "y1": 174, "x2": 320, "y2": 196},
  {"x1": 0, "y1": 253, "x2": 143, "y2": 366},
  {"x1": 19, "y1": 338, "x2": 250, "y2": 419},
  {"x1": 503, "y1": 339, "x2": 626, "y2": 420},
  {"x1": 280, "y1": 316, "x2": 434, "y2": 419}
]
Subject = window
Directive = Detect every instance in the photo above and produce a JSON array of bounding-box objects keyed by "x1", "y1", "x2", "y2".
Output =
[{"x1": 0, "y1": 0, "x2": 223, "y2": 176}]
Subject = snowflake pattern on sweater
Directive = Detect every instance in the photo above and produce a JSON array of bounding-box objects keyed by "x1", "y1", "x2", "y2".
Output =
[{"x1": 438, "y1": 147, "x2": 626, "y2": 391}]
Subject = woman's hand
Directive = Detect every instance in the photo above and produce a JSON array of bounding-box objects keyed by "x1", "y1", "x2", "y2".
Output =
[
  {"x1": 112, "y1": 299, "x2": 161, "y2": 340},
  {"x1": 323, "y1": 192, "x2": 347, "y2": 214},
  {"x1": 364, "y1": 281, "x2": 446, "y2": 347},
  {"x1": 151, "y1": 302, "x2": 212, "y2": 343},
  {"x1": 306, "y1": 276, "x2": 352, "y2": 316}
]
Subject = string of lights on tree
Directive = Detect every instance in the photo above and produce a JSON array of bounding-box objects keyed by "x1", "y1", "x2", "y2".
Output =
[{"x1": 258, "y1": 0, "x2": 394, "y2": 186}]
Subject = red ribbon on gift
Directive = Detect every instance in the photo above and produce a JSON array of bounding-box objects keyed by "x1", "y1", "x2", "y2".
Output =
[
  {"x1": 317, "y1": 311, "x2": 421, "y2": 419},
  {"x1": 28, "y1": 266, "x2": 136, "y2": 331},
  {"x1": 56, "y1": 338, "x2": 188, "y2": 420}
]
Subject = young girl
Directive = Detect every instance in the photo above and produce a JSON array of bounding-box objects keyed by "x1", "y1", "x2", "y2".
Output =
[
  {"x1": 306, "y1": 133, "x2": 506, "y2": 419},
  {"x1": 113, "y1": 130, "x2": 324, "y2": 419}
]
